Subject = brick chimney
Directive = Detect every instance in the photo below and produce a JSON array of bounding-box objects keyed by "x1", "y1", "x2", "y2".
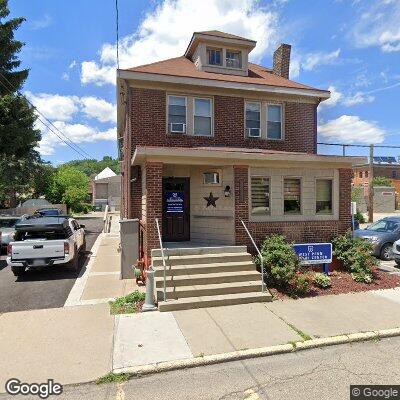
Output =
[{"x1": 273, "y1": 44, "x2": 291, "y2": 79}]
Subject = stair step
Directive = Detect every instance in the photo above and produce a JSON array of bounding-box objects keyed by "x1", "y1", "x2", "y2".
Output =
[
  {"x1": 151, "y1": 245, "x2": 247, "y2": 258},
  {"x1": 158, "y1": 291, "x2": 272, "y2": 312},
  {"x1": 155, "y1": 270, "x2": 261, "y2": 287},
  {"x1": 154, "y1": 261, "x2": 256, "y2": 277},
  {"x1": 152, "y1": 252, "x2": 252, "y2": 267},
  {"x1": 157, "y1": 281, "x2": 263, "y2": 300}
]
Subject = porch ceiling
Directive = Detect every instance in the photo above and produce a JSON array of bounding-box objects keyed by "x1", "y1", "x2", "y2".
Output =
[{"x1": 131, "y1": 146, "x2": 366, "y2": 168}]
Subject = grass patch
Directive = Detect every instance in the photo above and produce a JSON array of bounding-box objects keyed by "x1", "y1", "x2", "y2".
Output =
[
  {"x1": 96, "y1": 372, "x2": 132, "y2": 384},
  {"x1": 109, "y1": 290, "x2": 145, "y2": 315},
  {"x1": 287, "y1": 323, "x2": 312, "y2": 341}
]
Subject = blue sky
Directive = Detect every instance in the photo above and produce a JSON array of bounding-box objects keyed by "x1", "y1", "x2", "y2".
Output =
[{"x1": 8, "y1": 0, "x2": 400, "y2": 163}]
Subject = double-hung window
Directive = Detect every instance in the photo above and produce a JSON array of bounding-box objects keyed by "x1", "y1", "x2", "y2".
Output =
[
  {"x1": 316, "y1": 179, "x2": 333, "y2": 215},
  {"x1": 194, "y1": 98, "x2": 212, "y2": 136},
  {"x1": 168, "y1": 96, "x2": 186, "y2": 133},
  {"x1": 251, "y1": 177, "x2": 270, "y2": 215},
  {"x1": 245, "y1": 102, "x2": 261, "y2": 138},
  {"x1": 267, "y1": 104, "x2": 282, "y2": 139},
  {"x1": 226, "y1": 50, "x2": 241, "y2": 68},
  {"x1": 207, "y1": 48, "x2": 222, "y2": 66},
  {"x1": 284, "y1": 178, "x2": 301, "y2": 214}
]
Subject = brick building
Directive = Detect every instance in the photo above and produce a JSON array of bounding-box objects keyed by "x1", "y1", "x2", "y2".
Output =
[{"x1": 117, "y1": 30, "x2": 363, "y2": 260}]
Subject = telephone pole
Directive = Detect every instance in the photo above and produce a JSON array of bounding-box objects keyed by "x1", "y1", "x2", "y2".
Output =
[{"x1": 368, "y1": 144, "x2": 374, "y2": 223}]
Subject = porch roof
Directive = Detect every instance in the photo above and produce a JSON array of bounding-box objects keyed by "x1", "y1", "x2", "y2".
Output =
[{"x1": 132, "y1": 146, "x2": 366, "y2": 168}]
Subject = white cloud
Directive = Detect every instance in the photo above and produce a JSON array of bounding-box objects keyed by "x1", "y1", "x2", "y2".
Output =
[
  {"x1": 36, "y1": 120, "x2": 116, "y2": 156},
  {"x1": 81, "y1": 0, "x2": 280, "y2": 86},
  {"x1": 31, "y1": 14, "x2": 53, "y2": 30},
  {"x1": 352, "y1": 1, "x2": 400, "y2": 52},
  {"x1": 342, "y1": 92, "x2": 375, "y2": 107},
  {"x1": 25, "y1": 91, "x2": 79, "y2": 122},
  {"x1": 290, "y1": 49, "x2": 340, "y2": 78},
  {"x1": 79, "y1": 97, "x2": 117, "y2": 123},
  {"x1": 318, "y1": 115, "x2": 385, "y2": 144},
  {"x1": 319, "y1": 86, "x2": 343, "y2": 109}
]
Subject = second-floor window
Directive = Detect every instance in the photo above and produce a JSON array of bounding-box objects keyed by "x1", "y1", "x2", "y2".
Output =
[
  {"x1": 226, "y1": 50, "x2": 241, "y2": 68},
  {"x1": 245, "y1": 102, "x2": 261, "y2": 137},
  {"x1": 207, "y1": 48, "x2": 222, "y2": 66},
  {"x1": 267, "y1": 104, "x2": 282, "y2": 139},
  {"x1": 194, "y1": 98, "x2": 212, "y2": 136},
  {"x1": 168, "y1": 95, "x2": 186, "y2": 133}
]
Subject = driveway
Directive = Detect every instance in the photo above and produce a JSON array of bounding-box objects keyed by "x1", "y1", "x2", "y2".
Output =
[{"x1": 0, "y1": 215, "x2": 104, "y2": 313}]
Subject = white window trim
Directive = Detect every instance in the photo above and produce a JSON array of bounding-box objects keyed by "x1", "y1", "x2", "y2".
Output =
[
  {"x1": 193, "y1": 97, "x2": 214, "y2": 137},
  {"x1": 315, "y1": 178, "x2": 334, "y2": 215},
  {"x1": 283, "y1": 176, "x2": 302, "y2": 215},
  {"x1": 266, "y1": 103, "x2": 284, "y2": 141},
  {"x1": 167, "y1": 95, "x2": 187, "y2": 134},
  {"x1": 245, "y1": 101, "x2": 261, "y2": 138},
  {"x1": 250, "y1": 175, "x2": 271, "y2": 215}
]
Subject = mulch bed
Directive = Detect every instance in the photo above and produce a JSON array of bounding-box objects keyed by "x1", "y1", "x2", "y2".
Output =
[{"x1": 269, "y1": 269, "x2": 400, "y2": 300}]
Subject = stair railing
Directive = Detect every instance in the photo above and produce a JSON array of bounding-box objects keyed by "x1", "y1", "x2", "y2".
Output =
[
  {"x1": 155, "y1": 218, "x2": 167, "y2": 301},
  {"x1": 240, "y1": 219, "x2": 265, "y2": 293}
]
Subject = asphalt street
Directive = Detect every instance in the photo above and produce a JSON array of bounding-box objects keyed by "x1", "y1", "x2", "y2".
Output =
[
  {"x1": 0, "y1": 215, "x2": 103, "y2": 313},
  {"x1": 32, "y1": 337, "x2": 400, "y2": 400}
]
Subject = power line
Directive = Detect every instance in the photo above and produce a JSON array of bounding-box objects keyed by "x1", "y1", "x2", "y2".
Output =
[
  {"x1": 0, "y1": 72, "x2": 92, "y2": 159},
  {"x1": 115, "y1": 0, "x2": 120, "y2": 70}
]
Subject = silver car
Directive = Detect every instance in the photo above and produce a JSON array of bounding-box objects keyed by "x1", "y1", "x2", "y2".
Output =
[
  {"x1": 354, "y1": 217, "x2": 400, "y2": 261},
  {"x1": 0, "y1": 216, "x2": 21, "y2": 251}
]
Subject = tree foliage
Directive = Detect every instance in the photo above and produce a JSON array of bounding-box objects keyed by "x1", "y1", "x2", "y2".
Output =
[
  {"x1": 63, "y1": 156, "x2": 120, "y2": 177},
  {"x1": 372, "y1": 176, "x2": 393, "y2": 187}
]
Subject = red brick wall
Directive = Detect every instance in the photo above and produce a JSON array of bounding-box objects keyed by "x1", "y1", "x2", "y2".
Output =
[
  {"x1": 130, "y1": 88, "x2": 317, "y2": 154},
  {"x1": 144, "y1": 162, "x2": 163, "y2": 257},
  {"x1": 234, "y1": 166, "x2": 353, "y2": 249}
]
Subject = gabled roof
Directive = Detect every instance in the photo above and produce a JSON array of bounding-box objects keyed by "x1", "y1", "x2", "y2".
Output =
[
  {"x1": 94, "y1": 167, "x2": 116, "y2": 181},
  {"x1": 195, "y1": 30, "x2": 255, "y2": 42},
  {"x1": 122, "y1": 56, "x2": 325, "y2": 93}
]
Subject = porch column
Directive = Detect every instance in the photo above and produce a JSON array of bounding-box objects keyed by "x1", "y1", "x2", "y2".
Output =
[
  {"x1": 145, "y1": 162, "x2": 163, "y2": 258},
  {"x1": 339, "y1": 168, "x2": 353, "y2": 234},
  {"x1": 234, "y1": 165, "x2": 251, "y2": 246}
]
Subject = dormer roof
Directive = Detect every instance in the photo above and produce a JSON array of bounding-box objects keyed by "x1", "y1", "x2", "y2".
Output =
[{"x1": 184, "y1": 30, "x2": 256, "y2": 58}]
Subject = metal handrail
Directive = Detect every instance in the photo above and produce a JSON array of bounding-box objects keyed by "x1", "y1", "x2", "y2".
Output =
[
  {"x1": 240, "y1": 219, "x2": 265, "y2": 292},
  {"x1": 155, "y1": 218, "x2": 167, "y2": 301}
]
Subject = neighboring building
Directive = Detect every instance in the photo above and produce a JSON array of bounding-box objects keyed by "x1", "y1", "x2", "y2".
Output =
[
  {"x1": 353, "y1": 157, "x2": 400, "y2": 193},
  {"x1": 117, "y1": 30, "x2": 363, "y2": 258},
  {"x1": 92, "y1": 168, "x2": 121, "y2": 211}
]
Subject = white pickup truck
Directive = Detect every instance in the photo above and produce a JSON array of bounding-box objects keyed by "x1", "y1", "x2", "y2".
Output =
[{"x1": 7, "y1": 216, "x2": 86, "y2": 277}]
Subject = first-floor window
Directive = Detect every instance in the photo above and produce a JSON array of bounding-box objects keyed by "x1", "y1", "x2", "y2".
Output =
[
  {"x1": 204, "y1": 171, "x2": 220, "y2": 185},
  {"x1": 168, "y1": 95, "x2": 186, "y2": 133},
  {"x1": 251, "y1": 176, "x2": 270, "y2": 215},
  {"x1": 284, "y1": 178, "x2": 301, "y2": 214},
  {"x1": 316, "y1": 179, "x2": 333, "y2": 214},
  {"x1": 267, "y1": 104, "x2": 282, "y2": 139},
  {"x1": 194, "y1": 98, "x2": 212, "y2": 136}
]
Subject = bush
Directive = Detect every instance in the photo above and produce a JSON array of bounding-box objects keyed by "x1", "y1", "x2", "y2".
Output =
[
  {"x1": 355, "y1": 210, "x2": 366, "y2": 224},
  {"x1": 313, "y1": 272, "x2": 332, "y2": 288},
  {"x1": 372, "y1": 176, "x2": 393, "y2": 187},
  {"x1": 109, "y1": 290, "x2": 145, "y2": 314},
  {"x1": 289, "y1": 273, "x2": 311, "y2": 296},
  {"x1": 259, "y1": 234, "x2": 300, "y2": 288},
  {"x1": 332, "y1": 231, "x2": 376, "y2": 283}
]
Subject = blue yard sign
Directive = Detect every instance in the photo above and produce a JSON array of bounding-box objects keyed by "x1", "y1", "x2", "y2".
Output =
[
  {"x1": 166, "y1": 191, "x2": 184, "y2": 213},
  {"x1": 293, "y1": 243, "x2": 332, "y2": 265}
]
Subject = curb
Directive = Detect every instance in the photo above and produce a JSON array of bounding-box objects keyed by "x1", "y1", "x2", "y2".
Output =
[{"x1": 112, "y1": 327, "x2": 400, "y2": 376}]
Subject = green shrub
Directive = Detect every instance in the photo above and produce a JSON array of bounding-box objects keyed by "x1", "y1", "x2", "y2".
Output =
[
  {"x1": 355, "y1": 210, "x2": 366, "y2": 224},
  {"x1": 259, "y1": 234, "x2": 300, "y2": 288},
  {"x1": 332, "y1": 231, "x2": 376, "y2": 283},
  {"x1": 313, "y1": 272, "x2": 332, "y2": 288},
  {"x1": 109, "y1": 290, "x2": 145, "y2": 315},
  {"x1": 289, "y1": 273, "x2": 311, "y2": 296}
]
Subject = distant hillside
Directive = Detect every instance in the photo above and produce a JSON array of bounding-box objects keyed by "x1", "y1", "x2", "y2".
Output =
[{"x1": 62, "y1": 156, "x2": 120, "y2": 177}]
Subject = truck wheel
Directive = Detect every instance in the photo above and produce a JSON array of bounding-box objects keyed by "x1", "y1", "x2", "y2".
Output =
[{"x1": 11, "y1": 266, "x2": 26, "y2": 277}]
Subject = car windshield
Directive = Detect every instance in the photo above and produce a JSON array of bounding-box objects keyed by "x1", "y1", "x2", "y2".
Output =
[
  {"x1": 366, "y1": 219, "x2": 400, "y2": 233},
  {"x1": 0, "y1": 218, "x2": 19, "y2": 228}
]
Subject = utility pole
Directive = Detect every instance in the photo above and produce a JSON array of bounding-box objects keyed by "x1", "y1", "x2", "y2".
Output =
[{"x1": 368, "y1": 144, "x2": 374, "y2": 223}]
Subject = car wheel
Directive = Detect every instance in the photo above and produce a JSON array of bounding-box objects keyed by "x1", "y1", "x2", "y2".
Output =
[
  {"x1": 380, "y1": 243, "x2": 393, "y2": 261},
  {"x1": 11, "y1": 266, "x2": 26, "y2": 277}
]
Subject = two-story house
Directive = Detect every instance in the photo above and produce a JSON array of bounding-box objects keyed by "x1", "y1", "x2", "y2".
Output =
[{"x1": 117, "y1": 31, "x2": 363, "y2": 310}]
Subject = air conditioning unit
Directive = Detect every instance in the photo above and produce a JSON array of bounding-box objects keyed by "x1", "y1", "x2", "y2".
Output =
[
  {"x1": 247, "y1": 128, "x2": 261, "y2": 138},
  {"x1": 170, "y1": 123, "x2": 186, "y2": 133}
]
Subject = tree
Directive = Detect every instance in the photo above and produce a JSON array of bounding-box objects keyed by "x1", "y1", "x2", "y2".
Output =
[
  {"x1": 63, "y1": 156, "x2": 120, "y2": 177},
  {"x1": 372, "y1": 176, "x2": 393, "y2": 187}
]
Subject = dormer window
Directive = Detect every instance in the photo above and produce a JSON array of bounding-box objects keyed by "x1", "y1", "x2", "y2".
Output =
[
  {"x1": 226, "y1": 50, "x2": 241, "y2": 68},
  {"x1": 207, "y1": 48, "x2": 222, "y2": 66}
]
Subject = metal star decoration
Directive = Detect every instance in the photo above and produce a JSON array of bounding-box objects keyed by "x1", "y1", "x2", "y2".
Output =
[{"x1": 203, "y1": 192, "x2": 219, "y2": 208}]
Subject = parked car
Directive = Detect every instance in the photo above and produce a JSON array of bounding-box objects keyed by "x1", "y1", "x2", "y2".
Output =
[
  {"x1": 354, "y1": 217, "x2": 400, "y2": 260},
  {"x1": 7, "y1": 216, "x2": 86, "y2": 276},
  {"x1": 34, "y1": 208, "x2": 64, "y2": 217},
  {"x1": 391, "y1": 240, "x2": 400, "y2": 266},
  {"x1": 0, "y1": 215, "x2": 29, "y2": 252}
]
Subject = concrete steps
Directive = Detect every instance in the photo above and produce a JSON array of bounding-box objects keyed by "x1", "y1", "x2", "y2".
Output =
[{"x1": 152, "y1": 245, "x2": 271, "y2": 311}]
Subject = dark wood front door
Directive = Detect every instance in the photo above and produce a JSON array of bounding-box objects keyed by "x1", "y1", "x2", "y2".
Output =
[{"x1": 162, "y1": 177, "x2": 190, "y2": 242}]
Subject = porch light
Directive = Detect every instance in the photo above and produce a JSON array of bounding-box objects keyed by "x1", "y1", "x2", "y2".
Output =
[{"x1": 224, "y1": 185, "x2": 231, "y2": 197}]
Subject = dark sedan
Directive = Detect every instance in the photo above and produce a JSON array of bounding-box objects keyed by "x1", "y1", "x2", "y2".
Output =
[{"x1": 354, "y1": 217, "x2": 400, "y2": 260}]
